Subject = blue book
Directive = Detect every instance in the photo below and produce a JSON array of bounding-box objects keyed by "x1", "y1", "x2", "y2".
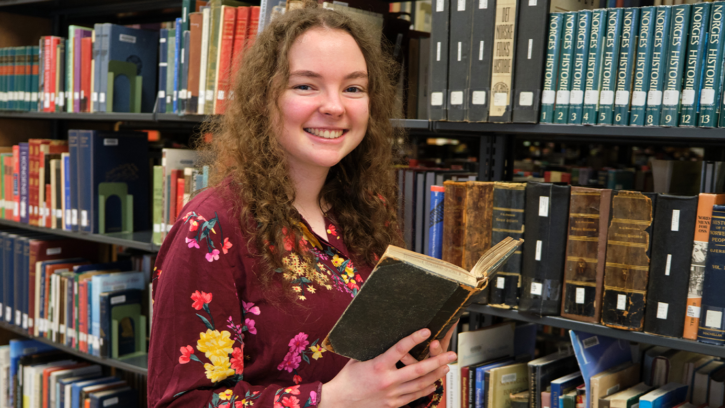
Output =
[
  {"x1": 77, "y1": 131, "x2": 90, "y2": 231},
  {"x1": 105, "y1": 24, "x2": 159, "y2": 113},
  {"x1": 428, "y1": 186, "x2": 444, "y2": 259},
  {"x1": 8, "y1": 339, "x2": 57, "y2": 406},
  {"x1": 3, "y1": 233, "x2": 15, "y2": 323},
  {"x1": 174, "y1": 18, "x2": 182, "y2": 113},
  {"x1": 639, "y1": 383, "x2": 688, "y2": 408},
  {"x1": 99, "y1": 288, "x2": 143, "y2": 358},
  {"x1": 89, "y1": 388, "x2": 136, "y2": 408},
  {"x1": 90, "y1": 272, "x2": 145, "y2": 356},
  {"x1": 157, "y1": 29, "x2": 168, "y2": 113},
  {"x1": 474, "y1": 359, "x2": 514, "y2": 408},
  {"x1": 19, "y1": 142, "x2": 29, "y2": 223},
  {"x1": 68, "y1": 131, "x2": 79, "y2": 231},
  {"x1": 70, "y1": 377, "x2": 118, "y2": 408},
  {"x1": 58, "y1": 374, "x2": 103, "y2": 408},
  {"x1": 63, "y1": 153, "x2": 72, "y2": 231},
  {"x1": 569, "y1": 330, "x2": 632, "y2": 408},
  {"x1": 13, "y1": 235, "x2": 26, "y2": 328},
  {"x1": 550, "y1": 371, "x2": 582, "y2": 408},
  {"x1": 75, "y1": 260, "x2": 133, "y2": 275}
]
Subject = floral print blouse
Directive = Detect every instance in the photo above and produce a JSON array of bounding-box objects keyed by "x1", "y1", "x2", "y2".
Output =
[{"x1": 148, "y1": 184, "x2": 443, "y2": 408}]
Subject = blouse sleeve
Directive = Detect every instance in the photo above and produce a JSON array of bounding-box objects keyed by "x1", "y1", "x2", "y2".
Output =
[{"x1": 148, "y1": 195, "x2": 322, "y2": 408}]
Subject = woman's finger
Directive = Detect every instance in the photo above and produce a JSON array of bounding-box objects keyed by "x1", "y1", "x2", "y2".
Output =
[
  {"x1": 397, "y1": 363, "x2": 449, "y2": 396},
  {"x1": 400, "y1": 353, "x2": 418, "y2": 366}
]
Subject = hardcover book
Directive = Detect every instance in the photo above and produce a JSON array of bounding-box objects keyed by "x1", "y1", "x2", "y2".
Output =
[
  {"x1": 157, "y1": 29, "x2": 168, "y2": 113},
  {"x1": 699, "y1": 2, "x2": 725, "y2": 128},
  {"x1": 630, "y1": 7, "x2": 656, "y2": 126},
  {"x1": 582, "y1": 9, "x2": 607, "y2": 125},
  {"x1": 645, "y1": 6, "x2": 672, "y2": 126},
  {"x1": 187, "y1": 12, "x2": 203, "y2": 114},
  {"x1": 485, "y1": 362, "x2": 528, "y2": 408},
  {"x1": 488, "y1": 0, "x2": 518, "y2": 123},
  {"x1": 446, "y1": 0, "x2": 474, "y2": 122},
  {"x1": 528, "y1": 350, "x2": 579, "y2": 408},
  {"x1": 643, "y1": 195, "x2": 698, "y2": 338},
  {"x1": 429, "y1": 0, "x2": 449, "y2": 120},
  {"x1": 322, "y1": 238, "x2": 523, "y2": 362},
  {"x1": 540, "y1": 13, "x2": 564, "y2": 124},
  {"x1": 678, "y1": 3, "x2": 710, "y2": 127},
  {"x1": 105, "y1": 24, "x2": 159, "y2": 113},
  {"x1": 441, "y1": 181, "x2": 495, "y2": 270},
  {"x1": 554, "y1": 12, "x2": 577, "y2": 124},
  {"x1": 489, "y1": 182, "x2": 526, "y2": 309},
  {"x1": 660, "y1": 4, "x2": 691, "y2": 127},
  {"x1": 596, "y1": 8, "x2": 623, "y2": 126},
  {"x1": 697, "y1": 204, "x2": 725, "y2": 345},
  {"x1": 98, "y1": 289, "x2": 144, "y2": 358},
  {"x1": 639, "y1": 383, "x2": 688, "y2": 408},
  {"x1": 467, "y1": 0, "x2": 497, "y2": 122},
  {"x1": 561, "y1": 187, "x2": 612, "y2": 323},
  {"x1": 613, "y1": 8, "x2": 640, "y2": 126},
  {"x1": 569, "y1": 10, "x2": 591, "y2": 125},
  {"x1": 589, "y1": 362, "x2": 640, "y2": 408}
]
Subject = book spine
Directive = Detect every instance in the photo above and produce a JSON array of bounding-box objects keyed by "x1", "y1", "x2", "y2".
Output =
[
  {"x1": 660, "y1": 4, "x2": 692, "y2": 126},
  {"x1": 81, "y1": 37, "x2": 91, "y2": 112},
  {"x1": 462, "y1": 182, "x2": 494, "y2": 271},
  {"x1": 529, "y1": 365, "x2": 538, "y2": 408},
  {"x1": 697, "y1": 204, "x2": 725, "y2": 345},
  {"x1": 429, "y1": 0, "x2": 450, "y2": 120},
  {"x1": 157, "y1": 29, "x2": 168, "y2": 114},
  {"x1": 98, "y1": 25, "x2": 109, "y2": 113},
  {"x1": 67, "y1": 132, "x2": 78, "y2": 231},
  {"x1": 181, "y1": 31, "x2": 191, "y2": 114},
  {"x1": 11, "y1": 146, "x2": 18, "y2": 222},
  {"x1": 166, "y1": 29, "x2": 175, "y2": 113},
  {"x1": 67, "y1": 30, "x2": 74, "y2": 113},
  {"x1": 231, "y1": 7, "x2": 249, "y2": 73},
  {"x1": 467, "y1": 0, "x2": 496, "y2": 123},
  {"x1": 174, "y1": 18, "x2": 182, "y2": 114},
  {"x1": 99, "y1": 294, "x2": 110, "y2": 357},
  {"x1": 31, "y1": 46, "x2": 38, "y2": 112},
  {"x1": 645, "y1": 6, "x2": 672, "y2": 126},
  {"x1": 213, "y1": 6, "x2": 237, "y2": 115},
  {"x1": 442, "y1": 181, "x2": 467, "y2": 268},
  {"x1": 428, "y1": 186, "x2": 445, "y2": 259},
  {"x1": 630, "y1": 7, "x2": 656, "y2": 126},
  {"x1": 699, "y1": 2, "x2": 725, "y2": 128},
  {"x1": 73, "y1": 30, "x2": 82, "y2": 113},
  {"x1": 597, "y1": 8, "x2": 624, "y2": 125},
  {"x1": 540, "y1": 13, "x2": 564, "y2": 124},
  {"x1": 613, "y1": 8, "x2": 640, "y2": 125},
  {"x1": 153, "y1": 166, "x2": 163, "y2": 245},
  {"x1": 198, "y1": 8, "x2": 211, "y2": 114},
  {"x1": 91, "y1": 25, "x2": 101, "y2": 112},
  {"x1": 19, "y1": 143, "x2": 28, "y2": 224},
  {"x1": 583, "y1": 9, "x2": 607, "y2": 125},
  {"x1": 188, "y1": 12, "x2": 204, "y2": 114},
  {"x1": 203, "y1": 5, "x2": 222, "y2": 115},
  {"x1": 489, "y1": 183, "x2": 526, "y2": 308},
  {"x1": 553, "y1": 12, "x2": 577, "y2": 124},
  {"x1": 569, "y1": 11, "x2": 591, "y2": 125},
  {"x1": 679, "y1": 3, "x2": 710, "y2": 126},
  {"x1": 488, "y1": 0, "x2": 518, "y2": 123},
  {"x1": 447, "y1": 0, "x2": 475, "y2": 122},
  {"x1": 78, "y1": 131, "x2": 91, "y2": 233}
]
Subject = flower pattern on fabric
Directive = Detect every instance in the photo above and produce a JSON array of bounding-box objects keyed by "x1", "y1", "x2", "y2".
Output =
[
  {"x1": 183, "y1": 211, "x2": 231, "y2": 263},
  {"x1": 277, "y1": 333, "x2": 325, "y2": 385},
  {"x1": 274, "y1": 386, "x2": 317, "y2": 408},
  {"x1": 207, "y1": 389, "x2": 262, "y2": 408}
]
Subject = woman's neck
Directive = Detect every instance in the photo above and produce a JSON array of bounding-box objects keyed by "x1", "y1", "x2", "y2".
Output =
[{"x1": 289, "y1": 163, "x2": 329, "y2": 225}]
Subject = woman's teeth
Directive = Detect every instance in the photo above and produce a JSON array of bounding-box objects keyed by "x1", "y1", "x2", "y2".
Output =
[{"x1": 305, "y1": 128, "x2": 344, "y2": 139}]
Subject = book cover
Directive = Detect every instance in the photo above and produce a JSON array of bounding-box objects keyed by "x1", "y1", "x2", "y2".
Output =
[
  {"x1": 541, "y1": 13, "x2": 564, "y2": 124},
  {"x1": 213, "y1": 5, "x2": 236, "y2": 115},
  {"x1": 98, "y1": 289, "x2": 143, "y2": 358},
  {"x1": 429, "y1": 0, "x2": 450, "y2": 120},
  {"x1": 660, "y1": 4, "x2": 691, "y2": 127},
  {"x1": 596, "y1": 8, "x2": 623, "y2": 126},
  {"x1": 489, "y1": 182, "x2": 526, "y2": 309},
  {"x1": 643, "y1": 195, "x2": 698, "y2": 338},
  {"x1": 528, "y1": 350, "x2": 579, "y2": 408},
  {"x1": 561, "y1": 187, "x2": 612, "y2": 323},
  {"x1": 187, "y1": 12, "x2": 203, "y2": 114},
  {"x1": 679, "y1": 3, "x2": 711, "y2": 127},
  {"x1": 551, "y1": 372, "x2": 583, "y2": 408},
  {"x1": 639, "y1": 383, "x2": 687, "y2": 408},
  {"x1": 488, "y1": 0, "x2": 518, "y2": 123},
  {"x1": 519, "y1": 182, "x2": 571, "y2": 316},
  {"x1": 157, "y1": 28, "x2": 168, "y2": 113},
  {"x1": 89, "y1": 272, "x2": 145, "y2": 356},
  {"x1": 630, "y1": 7, "x2": 656, "y2": 126},
  {"x1": 590, "y1": 362, "x2": 640, "y2": 408},
  {"x1": 697, "y1": 204, "x2": 725, "y2": 345},
  {"x1": 467, "y1": 0, "x2": 497, "y2": 122},
  {"x1": 554, "y1": 12, "x2": 577, "y2": 124},
  {"x1": 645, "y1": 6, "x2": 672, "y2": 126},
  {"x1": 446, "y1": 0, "x2": 474, "y2": 122},
  {"x1": 699, "y1": 2, "x2": 725, "y2": 128},
  {"x1": 105, "y1": 24, "x2": 159, "y2": 113},
  {"x1": 601, "y1": 191, "x2": 656, "y2": 331},
  {"x1": 569, "y1": 11, "x2": 591, "y2": 125},
  {"x1": 613, "y1": 8, "x2": 640, "y2": 125},
  {"x1": 486, "y1": 362, "x2": 528, "y2": 408},
  {"x1": 582, "y1": 9, "x2": 607, "y2": 125}
]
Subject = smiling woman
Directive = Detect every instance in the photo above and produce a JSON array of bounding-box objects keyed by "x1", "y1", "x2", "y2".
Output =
[{"x1": 148, "y1": 4, "x2": 451, "y2": 408}]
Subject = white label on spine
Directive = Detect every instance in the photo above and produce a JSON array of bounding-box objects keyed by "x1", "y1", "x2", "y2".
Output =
[
  {"x1": 701, "y1": 89, "x2": 716, "y2": 105},
  {"x1": 494, "y1": 93, "x2": 507, "y2": 106},
  {"x1": 199, "y1": 90, "x2": 205, "y2": 101},
  {"x1": 458, "y1": 0, "x2": 465, "y2": 11},
  {"x1": 431, "y1": 92, "x2": 444, "y2": 106},
  {"x1": 535, "y1": 240, "x2": 543, "y2": 261},
  {"x1": 5, "y1": 307, "x2": 10, "y2": 321},
  {"x1": 111, "y1": 295, "x2": 126, "y2": 305},
  {"x1": 519, "y1": 92, "x2": 533, "y2": 106},
  {"x1": 575, "y1": 287, "x2": 585, "y2": 304},
  {"x1": 585, "y1": 90, "x2": 599, "y2": 105},
  {"x1": 657, "y1": 302, "x2": 669, "y2": 320},
  {"x1": 615, "y1": 91, "x2": 630, "y2": 105},
  {"x1": 436, "y1": 0, "x2": 444, "y2": 11},
  {"x1": 166, "y1": 96, "x2": 171, "y2": 104},
  {"x1": 479, "y1": 41, "x2": 484, "y2": 60},
  {"x1": 663, "y1": 90, "x2": 679, "y2": 106},
  {"x1": 648, "y1": 90, "x2": 662, "y2": 105},
  {"x1": 158, "y1": 90, "x2": 165, "y2": 99},
  {"x1": 104, "y1": 397, "x2": 119, "y2": 407},
  {"x1": 582, "y1": 336, "x2": 599, "y2": 348},
  {"x1": 539, "y1": 196, "x2": 549, "y2": 217},
  {"x1": 529, "y1": 0, "x2": 537, "y2": 5},
  {"x1": 682, "y1": 89, "x2": 695, "y2": 105},
  {"x1": 160, "y1": 37, "x2": 166, "y2": 43},
  {"x1": 119, "y1": 34, "x2": 136, "y2": 43},
  {"x1": 606, "y1": 385, "x2": 620, "y2": 396},
  {"x1": 496, "y1": 277, "x2": 505, "y2": 289},
  {"x1": 528, "y1": 39, "x2": 533, "y2": 59},
  {"x1": 472, "y1": 91, "x2": 486, "y2": 105},
  {"x1": 206, "y1": 90, "x2": 214, "y2": 101},
  {"x1": 457, "y1": 42, "x2": 462, "y2": 62},
  {"x1": 436, "y1": 42, "x2": 441, "y2": 61},
  {"x1": 480, "y1": 0, "x2": 488, "y2": 8},
  {"x1": 530, "y1": 281, "x2": 543, "y2": 295},
  {"x1": 570, "y1": 90, "x2": 584, "y2": 105},
  {"x1": 104, "y1": 138, "x2": 118, "y2": 146},
  {"x1": 687, "y1": 305, "x2": 701, "y2": 318},
  {"x1": 74, "y1": 92, "x2": 79, "y2": 100},
  {"x1": 22, "y1": 314, "x2": 27, "y2": 329},
  {"x1": 81, "y1": 210, "x2": 88, "y2": 227},
  {"x1": 180, "y1": 89, "x2": 187, "y2": 100},
  {"x1": 665, "y1": 254, "x2": 672, "y2": 276},
  {"x1": 100, "y1": 92, "x2": 105, "y2": 103},
  {"x1": 542, "y1": 90, "x2": 556, "y2": 104},
  {"x1": 46, "y1": 247, "x2": 61, "y2": 256},
  {"x1": 501, "y1": 373, "x2": 517, "y2": 383},
  {"x1": 672, "y1": 209, "x2": 680, "y2": 231},
  {"x1": 72, "y1": 209, "x2": 78, "y2": 225},
  {"x1": 556, "y1": 90, "x2": 570, "y2": 105},
  {"x1": 599, "y1": 90, "x2": 614, "y2": 105},
  {"x1": 15, "y1": 311, "x2": 20, "y2": 325},
  {"x1": 706, "y1": 310, "x2": 723, "y2": 328},
  {"x1": 450, "y1": 91, "x2": 463, "y2": 105},
  {"x1": 617, "y1": 294, "x2": 626, "y2": 310},
  {"x1": 217, "y1": 90, "x2": 225, "y2": 100}
]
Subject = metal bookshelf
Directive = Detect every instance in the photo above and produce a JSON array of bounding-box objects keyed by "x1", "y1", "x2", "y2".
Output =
[{"x1": 0, "y1": 320, "x2": 148, "y2": 375}]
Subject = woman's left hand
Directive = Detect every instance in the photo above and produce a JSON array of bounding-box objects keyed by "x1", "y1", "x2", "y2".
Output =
[{"x1": 400, "y1": 320, "x2": 458, "y2": 366}]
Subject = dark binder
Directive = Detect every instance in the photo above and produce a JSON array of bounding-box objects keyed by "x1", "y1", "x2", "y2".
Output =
[
  {"x1": 467, "y1": 0, "x2": 497, "y2": 122},
  {"x1": 489, "y1": 182, "x2": 526, "y2": 308},
  {"x1": 429, "y1": 0, "x2": 451, "y2": 120},
  {"x1": 447, "y1": 0, "x2": 475, "y2": 121}
]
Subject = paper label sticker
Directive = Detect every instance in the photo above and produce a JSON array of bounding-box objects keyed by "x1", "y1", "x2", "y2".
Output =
[
  {"x1": 436, "y1": 42, "x2": 441, "y2": 61},
  {"x1": 519, "y1": 92, "x2": 534, "y2": 106},
  {"x1": 493, "y1": 93, "x2": 507, "y2": 106},
  {"x1": 556, "y1": 90, "x2": 570, "y2": 105},
  {"x1": 535, "y1": 240, "x2": 543, "y2": 261},
  {"x1": 431, "y1": 92, "x2": 444, "y2": 106},
  {"x1": 72, "y1": 209, "x2": 78, "y2": 225},
  {"x1": 81, "y1": 210, "x2": 88, "y2": 227},
  {"x1": 528, "y1": 39, "x2": 533, "y2": 59},
  {"x1": 570, "y1": 90, "x2": 584, "y2": 105},
  {"x1": 682, "y1": 89, "x2": 695, "y2": 105},
  {"x1": 542, "y1": 90, "x2": 556, "y2": 104},
  {"x1": 46, "y1": 247, "x2": 61, "y2": 256},
  {"x1": 575, "y1": 287, "x2": 585, "y2": 304},
  {"x1": 480, "y1": 0, "x2": 488, "y2": 8},
  {"x1": 119, "y1": 34, "x2": 136, "y2": 43},
  {"x1": 687, "y1": 305, "x2": 701, "y2": 318},
  {"x1": 15, "y1": 311, "x2": 21, "y2": 325},
  {"x1": 501, "y1": 373, "x2": 517, "y2": 383},
  {"x1": 5, "y1": 306, "x2": 10, "y2": 321},
  {"x1": 458, "y1": 0, "x2": 465, "y2": 11},
  {"x1": 539, "y1": 196, "x2": 549, "y2": 217},
  {"x1": 701, "y1": 89, "x2": 716, "y2": 105},
  {"x1": 672, "y1": 209, "x2": 680, "y2": 231},
  {"x1": 496, "y1": 277, "x2": 505, "y2": 289},
  {"x1": 22, "y1": 314, "x2": 27, "y2": 329},
  {"x1": 617, "y1": 294, "x2": 626, "y2": 310},
  {"x1": 479, "y1": 40, "x2": 484, "y2": 60},
  {"x1": 104, "y1": 138, "x2": 118, "y2": 146},
  {"x1": 436, "y1": 0, "x2": 444, "y2": 11},
  {"x1": 100, "y1": 92, "x2": 106, "y2": 103},
  {"x1": 648, "y1": 90, "x2": 662, "y2": 106},
  {"x1": 206, "y1": 90, "x2": 214, "y2": 101},
  {"x1": 450, "y1": 91, "x2": 463, "y2": 105},
  {"x1": 706, "y1": 310, "x2": 723, "y2": 328},
  {"x1": 104, "y1": 397, "x2": 119, "y2": 407},
  {"x1": 582, "y1": 336, "x2": 599, "y2": 348},
  {"x1": 665, "y1": 254, "x2": 672, "y2": 276},
  {"x1": 529, "y1": 0, "x2": 537, "y2": 5},
  {"x1": 615, "y1": 91, "x2": 630, "y2": 105},
  {"x1": 657, "y1": 302, "x2": 669, "y2": 320},
  {"x1": 531, "y1": 281, "x2": 543, "y2": 295},
  {"x1": 606, "y1": 384, "x2": 620, "y2": 396},
  {"x1": 585, "y1": 90, "x2": 599, "y2": 105},
  {"x1": 111, "y1": 295, "x2": 126, "y2": 305},
  {"x1": 472, "y1": 91, "x2": 487, "y2": 105},
  {"x1": 663, "y1": 90, "x2": 679, "y2": 106},
  {"x1": 599, "y1": 90, "x2": 614, "y2": 105}
]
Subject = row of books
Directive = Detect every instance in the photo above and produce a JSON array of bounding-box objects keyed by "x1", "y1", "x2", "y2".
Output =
[
  {"x1": 541, "y1": 4, "x2": 725, "y2": 128},
  {"x1": 0, "y1": 339, "x2": 141, "y2": 408}
]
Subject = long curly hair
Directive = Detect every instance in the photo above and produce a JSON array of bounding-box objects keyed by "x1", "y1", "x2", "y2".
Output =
[{"x1": 198, "y1": 4, "x2": 405, "y2": 291}]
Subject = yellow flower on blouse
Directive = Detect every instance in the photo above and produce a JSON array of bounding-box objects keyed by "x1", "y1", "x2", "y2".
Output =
[
  {"x1": 204, "y1": 355, "x2": 236, "y2": 383},
  {"x1": 345, "y1": 266, "x2": 355, "y2": 277},
  {"x1": 219, "y1": 389, "x2": 234, "y2": 400},
  {"x1": 310, "y1": 344, "x2": 326, "y2": 360},
  {"x1": 332, "y1": 254, "x2": 344, "y2": 267},
  {"x1": 197, "y1": 329, "x2": 235, "y2": 359}
]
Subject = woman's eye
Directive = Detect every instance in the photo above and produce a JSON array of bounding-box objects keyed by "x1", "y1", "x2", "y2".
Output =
[
  {"x1": 345, "y1": 87, "x2": 363, "y2": 93},
  {"x1": 294, "y1": 85, "x2": 312, "y2": 91}
]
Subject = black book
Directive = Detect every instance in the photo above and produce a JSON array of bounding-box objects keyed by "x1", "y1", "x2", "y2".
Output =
[
  {"x1": 429, "y1": 0, "x2": 451, "y2": 120},
  {"x1": 467, "y1": 0, "x2": 497, "y2": 122},
  {"x1": 447, "y1": 0, "x2": 475, "y2": 121},
  {"x1": 519, "y1": 182, "x2": 570, "y2": 315},
  {"x1": 489, "y1": 182, "x2": 526, "y2": 308},
  {"x1": 643, "y1": 194, "x2": 698, "y2": 338}
]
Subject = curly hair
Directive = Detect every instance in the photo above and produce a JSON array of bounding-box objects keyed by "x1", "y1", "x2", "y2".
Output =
[{"x1": 198, "y1": 5, "x2": 405, "y2": 292}]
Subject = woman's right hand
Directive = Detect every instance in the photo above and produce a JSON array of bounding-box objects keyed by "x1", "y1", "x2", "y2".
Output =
[{"x1": 319, "y1": 328, "x2": 456, "y2": 408}]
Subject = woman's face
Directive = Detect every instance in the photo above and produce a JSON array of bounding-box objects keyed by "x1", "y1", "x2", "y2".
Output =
[{"x1": 277, "y1": 27, "x2": 369, "y2": 174}]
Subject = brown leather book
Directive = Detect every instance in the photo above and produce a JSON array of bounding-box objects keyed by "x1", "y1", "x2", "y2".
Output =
[
  {"x1": 560, "y1": 187, "x2": 612, "y2": 323},
  {"x1": 442, "y1": 181, "x2": 495, "y2": 270},
  {"x1": 442, "y1": 180, "x2": 467, "y2": 268},
  {"x1": 187, "y1": 12, "x2": 203, "y2": 114}
]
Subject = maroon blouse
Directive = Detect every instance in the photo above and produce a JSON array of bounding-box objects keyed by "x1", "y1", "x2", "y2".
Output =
[{"x1": 148, "y1": 184, "x2": 444, "y2": 408}]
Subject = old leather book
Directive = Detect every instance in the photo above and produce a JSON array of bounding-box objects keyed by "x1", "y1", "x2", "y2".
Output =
[
  {"x1": 442, "y1": 181, "x2": 467, "y2": 268},
  {"x1": 519, "y1": 182, "x2": 571, "y2": 315},
  {"x1": 601, "y1": 191, "x2": 657, "y2": 331},
  {"x1": 442, "y1": 181, "x2": 495, "y2": 269},
  {"x1": 561, "y1": 187, "x2": 612, "y2": 323},
  {"x1": 697, "y1": 204, "x2": 725, "y2": 345},
  {"x1": 489, "y1": 182, "x2": 526, "y2": 309},
  {"x1": 643, "y1": 194, "x2": 698, "y2": 338}
]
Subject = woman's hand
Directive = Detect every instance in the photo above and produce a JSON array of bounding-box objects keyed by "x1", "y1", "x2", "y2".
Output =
[{"x1": 319, "y1": 328, "x2": 457, "y2": 408}]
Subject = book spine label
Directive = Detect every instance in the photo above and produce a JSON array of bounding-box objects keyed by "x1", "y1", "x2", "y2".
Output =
[
  {"x1": 645, "y1": 6, "x2": 672, "y2": 126},
  {"x1": 630, "y1": 7, "x2": 656, "y2": 126},
  {"x1": 447, "y1": 0, "x2": 474, "y2": 122},
  {"x1": 679, "y1": 3, "x2": 711, "y2": 127},
  {"x1": 540, "y1": 13, "x2": 563, "y2": 124},
  {"x1": 582, "y1": 10, "x2": 607, "y2": 125},
  {"x1": 554, "y1": 12, "x2": 577, "y2": 124},
  {"x1": 701, "y1": 2, "x2": 725, "y2": 127},
  {"x1": 597, "y1": 9, "x2": 624, "y2": 126},
  {"x1": 568, "y1": 11, "x2": 591, "y2": 125},
  {"x1": 429, "y1": 0, "x2": 450, "y2": 120},
  {"x1": 613, "y1": 8, "x2": 640, "y2": 125},
  {"x1": 467, "y1": 0, "x2": 497, "y2": 122},
  {"x1": 489, "y1": 183, "x2": 526, "y2": 308},
  {"x1": 660, "y1": 4, "x2": 692, "y2": 126},
  {"x1": 697, "y1": 205, "x2": 725, "y2": 345},
  {"x1": 488, "y1": 0, "x2": 518, "y2": 123}
]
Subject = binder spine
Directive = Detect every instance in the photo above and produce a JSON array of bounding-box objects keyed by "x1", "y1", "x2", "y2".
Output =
[{"x1": 429, "y1": 0, "x2": 451, "y2": 121}]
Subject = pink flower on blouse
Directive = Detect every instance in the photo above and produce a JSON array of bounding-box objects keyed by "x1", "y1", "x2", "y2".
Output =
[
  {"x1": 277, "y1": 353, "x2": 301, "y2": 372},
  {"x1": 288, "y1": 332, "x2": 309, "y2": 354},
  {"x1": 186, "y1": 237, "x2": 200, "y2": 249},
  {"x1": 222, "y1": 237, "x2": 233, "y2": 254},
  {"x1": 244, "y1": 318, "x2": 257, "y2": 335},
  {"x1": 179, "y1": 345, "x2": 194, "y2": 364},
  {"x1": 242, "y1": 301, "x2": 260, "y2": 315},
  {"x1": 205, "y1": 249, "x2": 220, "y2": 262},
  {"x1": 189, "y1": 219, "x2": 198, "y2": 232},
  {"x1": 309, "y1": 391, "x2": 317, "y2": 405},
  {"x1": 191, "y1": 291, "x2": 212, "y2": 310}
]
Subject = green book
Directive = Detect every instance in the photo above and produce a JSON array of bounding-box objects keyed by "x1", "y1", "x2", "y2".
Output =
[
  {"x1": 30, "y1": 46, "x2": 39, "y2": 112},
  {"x1": 541, "y1": 13, "x2": 564, "y2": 124},
  {"x1": 582, "y1": 9, "x2": 607, "y2": 125},
  {"x1": 703, "y1": 2, "x2": 725, "y2": 127},
  {"x1": 660, "y1": 4, "x2": 691, "y2": 126},
  {"x1": 679, "y1": 3, "x2": 710, "y2": 127},
  {"x1": 645, "y1": 6, "x2": 672, "y2": 126},
  {"x1": 569, "y1": 10, "x2": 591, "y2": 124},
  {"x1": 0, "y1": 48, "x2": 6, "y2": 110},
  {"x1": 166, "y1": 29, "x2": 175, "y2": 113},
  {"x1": 554, "y1": 12, "x2": 577, "y2": 124},
  {"x1": 182, "y1": 0, "x2": 197, "y2": 32},
  {"x1": 630, "y1": 7, "x2": 656, "y2": 126},
  {"x1": 597, "y1": 8, "x2": 623, "y2": 126},
  {"x1": 153, "y1": 165, "x2": 163, "y2": 246},
  {"x1": 613, "y1": 8, "x2": 640, "y2": 125},
  {"x1": 561, "y1": 389, "x2": 577, "y2": 408}
]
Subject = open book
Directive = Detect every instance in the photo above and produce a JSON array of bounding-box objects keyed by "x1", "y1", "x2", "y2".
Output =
[{"x1": 322, "y1": 237, "x2": 523, "y2": 361}]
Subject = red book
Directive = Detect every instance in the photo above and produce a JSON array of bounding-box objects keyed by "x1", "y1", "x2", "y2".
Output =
[
  {"x1": 231, "y1": 7, "x2": 251, "y2": 72},
  {"x1": 80, "y1": 37, "x2": 92, "y2": 112},
  {"x1": 42, "y1": 363, "x2": 88, "y2": 407},
  {"x1": 48, "y1": 37, "x2": 60, "y2": 112},
  {"x1": 45, "y1": 184, "x2": 52, "y2": 228},
  {"x1": 176, "y1": 177, "x2": 185, "y2": 220},
  {"x1": 213, "y1": 6, "x2": 238, "y2": 115},
  {"x1": 169, "y1": 169, "x2": 179, "y2": 225},
  {"x1": 43, "y1": 37, "x2": 52, "y2": 111},
  {"x1": 461, "y1": 366, "x2": 469, "y2": 408},
  {"x1": 41, "y1": 262, "x2": 84, "y2": 338},
  {"x1": 246, "y1": 7, "x2": 261, "y2": 51}
]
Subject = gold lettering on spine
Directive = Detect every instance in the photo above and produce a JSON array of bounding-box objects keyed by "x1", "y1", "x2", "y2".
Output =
[
  {"x1": 617, "y1": 11, "x2": 634, "y2": 88},
  {"x1": 585, "y1": 12, "x2": 602, "y2": 88},
  {"x1": 634, "y1": 10, "x2": 651, "y2": 91},
  {"x1": 490, "y1": 0, "x2": 518, "y2": 117},
  {"x1": 544, "y1": 16, "x2": 560, "y2": 91}
]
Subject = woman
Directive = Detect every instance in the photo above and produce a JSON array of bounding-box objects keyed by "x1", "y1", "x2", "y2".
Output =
[{"x1": 148, "y1": 5, "x2": 455, "y2": 408}]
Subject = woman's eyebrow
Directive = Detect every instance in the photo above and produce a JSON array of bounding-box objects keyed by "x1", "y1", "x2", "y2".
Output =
[{"x1": 289, "y1": 70, "x2": 368, "y2": 80}]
